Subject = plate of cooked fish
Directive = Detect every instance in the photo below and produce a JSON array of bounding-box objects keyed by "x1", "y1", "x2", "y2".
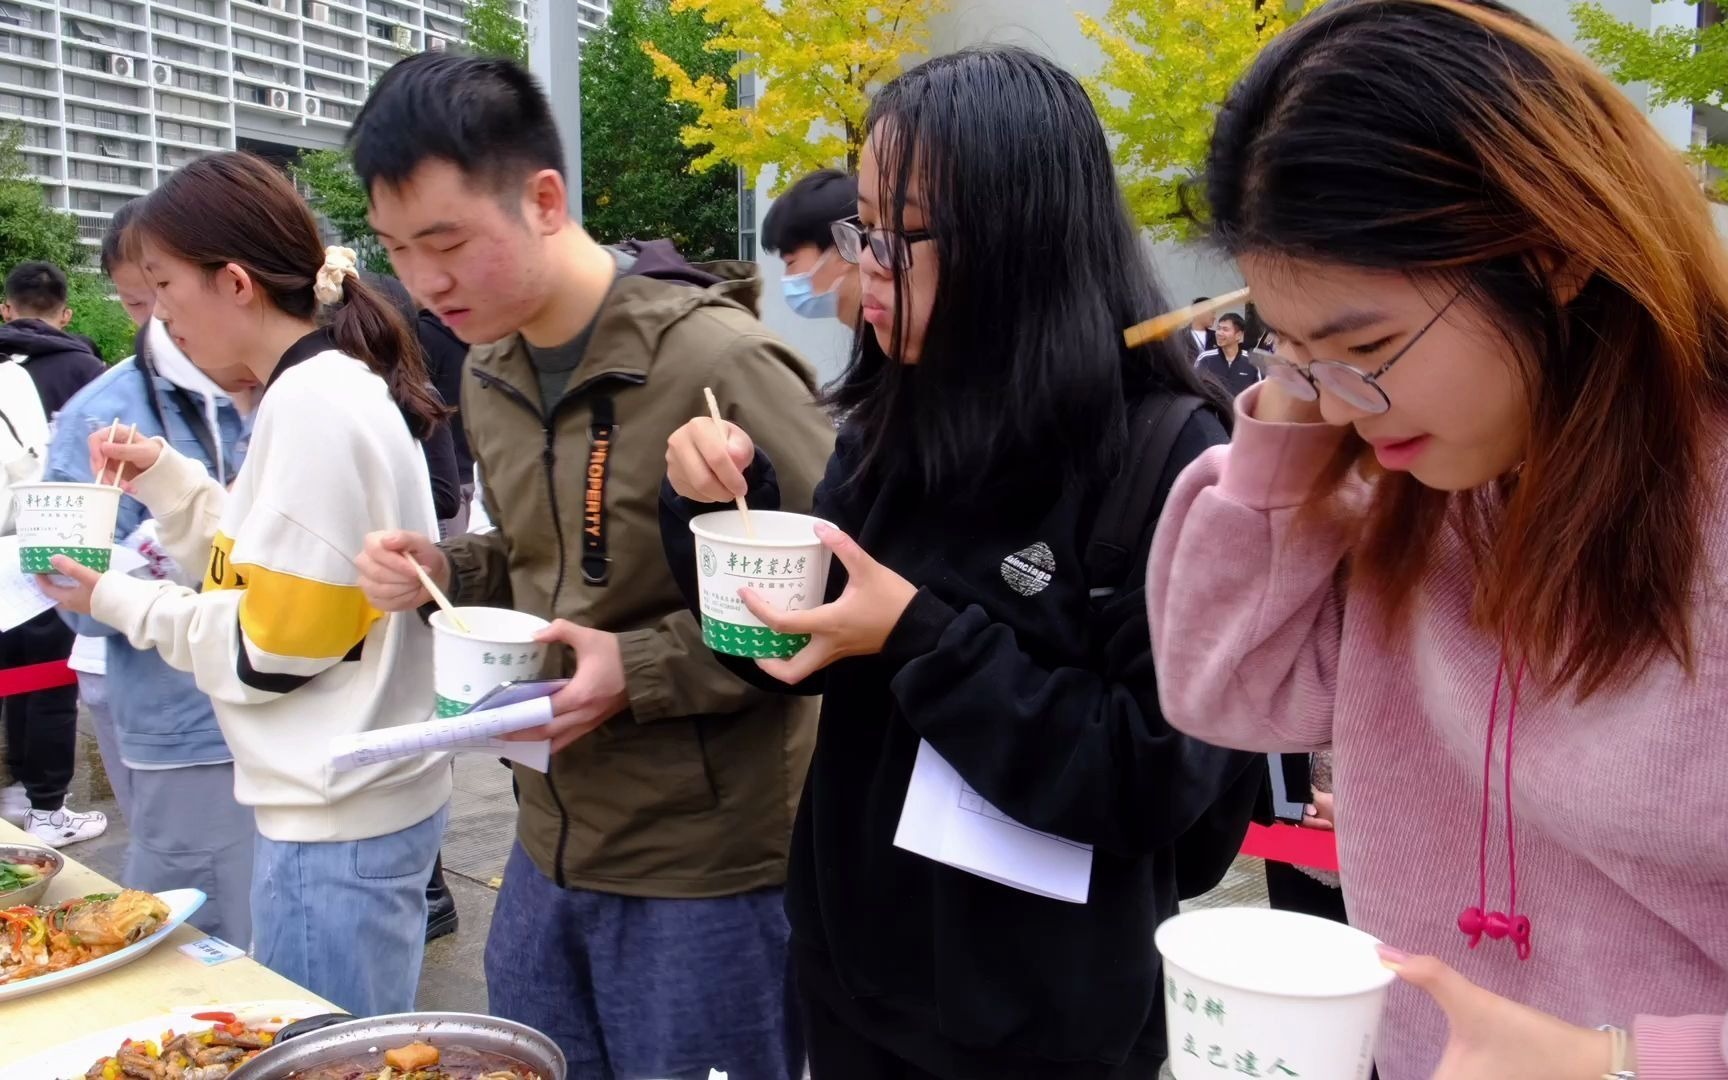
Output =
[
  {"x1": 0, "y1": 888, "x2": 202, "y2": 1003},
  {"x1": 0, "y1": 999, "x2": 323, "y2": 1080}
]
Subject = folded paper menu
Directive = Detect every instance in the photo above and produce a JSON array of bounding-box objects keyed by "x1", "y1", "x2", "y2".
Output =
[
  {"x1": 329, "y1": 696, "x2": 554, "y2": 773},
  {"x1": 893, "y1": 739, "x2": 1094, "y2": 903}
]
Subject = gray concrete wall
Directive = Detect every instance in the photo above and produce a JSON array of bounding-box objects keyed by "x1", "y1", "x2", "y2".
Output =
[{"x1": 527, "y1": 0, "x2": 584, "y2": 219}]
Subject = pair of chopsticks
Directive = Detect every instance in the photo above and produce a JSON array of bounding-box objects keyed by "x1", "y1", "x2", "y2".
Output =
[
  {"x1": 1123, "y1": 287, "x2": 1251, "y2": 348},
  {"x1": 98, "y1": 417, "x2": 138, "y2": 488}
]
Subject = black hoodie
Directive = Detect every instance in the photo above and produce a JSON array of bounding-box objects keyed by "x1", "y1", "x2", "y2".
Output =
[
  {"x1": 0, "y1": 318, "x2": 104, "y2": 417},
  {"x1": 660, "y1": 400, "x2": 1248, "y2": 1078}
]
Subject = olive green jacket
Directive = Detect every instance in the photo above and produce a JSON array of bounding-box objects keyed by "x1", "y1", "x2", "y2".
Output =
[{"x1": 442, "y1": 260, "x2": 833, "y2": 897}]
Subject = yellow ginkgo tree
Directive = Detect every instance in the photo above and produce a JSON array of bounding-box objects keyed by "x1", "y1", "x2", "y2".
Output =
[
  {"x1": 643, "y1": 0, "x2": 944, "y2": 193},
  {"x1": 1079, "y1": 0, "x2": 1321, "y2": 240}
]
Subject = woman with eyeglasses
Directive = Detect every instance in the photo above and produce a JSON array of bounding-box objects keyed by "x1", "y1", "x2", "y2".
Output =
[
  {"x1": 1149, "y1": 2, "x2": 1728, "y2": 1078},
  {"x1": 661, "y1": 45, "x2": 1255, "y2": 1079}
]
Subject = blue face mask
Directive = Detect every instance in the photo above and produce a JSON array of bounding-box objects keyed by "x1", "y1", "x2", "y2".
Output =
[{"x1": 781, "y1": 255, "x2": 842, "y2": 320}]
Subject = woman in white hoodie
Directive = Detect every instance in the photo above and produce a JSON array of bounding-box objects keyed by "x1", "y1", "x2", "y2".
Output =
[
  {"x1": 42, "y1": 152, "x2": 451, "y2": 1017},
  {"x1": 43, "y1": 203, "x2": 260, "y2": 945}
]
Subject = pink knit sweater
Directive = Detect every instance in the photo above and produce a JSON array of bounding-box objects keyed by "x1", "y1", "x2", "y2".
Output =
[{"x1": 1147, "y1": 385, "x2": 1728, "y2": 1079}]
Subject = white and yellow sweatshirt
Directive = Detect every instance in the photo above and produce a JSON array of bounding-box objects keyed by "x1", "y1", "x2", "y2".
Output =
[{"x1": 92, "y1": 332, "x2": 450, "y2": 842}]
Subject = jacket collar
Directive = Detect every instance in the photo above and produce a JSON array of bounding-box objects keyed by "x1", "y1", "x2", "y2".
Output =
[
  {"x1": 265, "y1": 327, "x2": 338, "y2": 392},
  {"x1": 468, "y1": 270, "x2": 761, "y2": 405}
]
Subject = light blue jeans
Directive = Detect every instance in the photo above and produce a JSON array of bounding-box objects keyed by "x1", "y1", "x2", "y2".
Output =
[{"x1": 250, "y1": 804, "x2": 448, "y2": 1017}]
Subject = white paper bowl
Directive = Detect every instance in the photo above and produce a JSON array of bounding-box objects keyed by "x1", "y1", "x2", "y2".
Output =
[
  {"x1": 429, "y1": 607, "x2": 550, "y2": 717},
  {"x1": 12, "y1": 482, "x2": 122, "y2": 574},
  {"x1": 689, "y1": 510, "x2": 834, "y2": 659},
  {"x1": 1155, "y1": 907, "x2": 1395, "y2": 1080}
]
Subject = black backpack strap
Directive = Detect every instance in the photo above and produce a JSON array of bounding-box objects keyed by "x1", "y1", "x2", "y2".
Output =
[
  {"x1": 1084, "y1": 392, "x2": 1260, "y2": 901},
  {"x1": 1084, "y1": 393, "x2": 1209, "y2": 600}
]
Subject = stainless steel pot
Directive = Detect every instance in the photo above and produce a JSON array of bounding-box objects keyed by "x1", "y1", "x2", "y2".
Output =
[{"x1": 230, "y1": 1011, "x2": 565, "y2": 1080}]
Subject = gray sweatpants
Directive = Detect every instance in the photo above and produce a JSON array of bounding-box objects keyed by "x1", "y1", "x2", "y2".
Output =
[
  {"x1": 123, "y1": 761, "x2": 257, "y2": 950},
  {"x1": 78, "y1": 672, "x2": 132, "y2": 817}
]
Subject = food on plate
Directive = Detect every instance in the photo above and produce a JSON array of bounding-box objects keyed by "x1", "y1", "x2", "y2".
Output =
[
  {"x1": 0, "y1": 856, "x2": 47, "y2": 894},
  {"x1": 384, "y1": 1043, "x2": 442, "y2": 1071},
  {"x1": 81, "y1": 1018, "x2": 279, "y2": 1080},
  {"x1": 0, "y1": 889, "x2": 170, "y2": 985},
  {"x1": 291, "y1": 1040, "x2": 543, "y2": 1079}
]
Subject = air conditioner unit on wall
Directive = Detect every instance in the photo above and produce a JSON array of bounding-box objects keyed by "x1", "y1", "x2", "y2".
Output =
[
  {"x1": 310, "y1": 2, "x2": 331, "y2": 22},
  {"x1": 267, "y1": 0, "x2": 290, "y2": 10},
  {"x1": 151, "y1": 62, "x2": 173, "y2": 85},
  {"x1": 269, "y1": 88, "x2": 291, "y2": 109},
  {"x1": 107, "y1": 54, "x2": 133, "y2": 78},
  {"x1": 304, "y1": 95, "x2": 322, "y2": 117},
  {"x1": 427, "y1": 36, "x2": 446, "y2": 52}
]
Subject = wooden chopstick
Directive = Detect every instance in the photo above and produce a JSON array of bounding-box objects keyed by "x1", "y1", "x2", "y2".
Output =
[
  {"x1": 409, "y1": 557, "x2": 470, "y2": 634},
  {"x1": 1123, "y1": 287, "x2": 1252, "y2": 349},
  {"x1": 702, "y1": 387, "x2": 755, "y2": 539}
]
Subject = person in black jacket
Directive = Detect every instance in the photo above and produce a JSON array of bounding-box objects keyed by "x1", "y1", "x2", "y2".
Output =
[
  {"x1": 363, "y1": 271, "x2": 462, "y2": 522},
  {"x1": 0, "y1": 260, "x2": 107, "y2": 845},
  {"x1": 1, "y1": 262, "x2": 106, "y2": 414},
  {"x1": 662, "y1": 46, "x2": 1252, "y2": 1079},
  {"x1": 360, "y1": 270, "x2": 464, "y2": 942},
  {"x1": 1194, "y1": 312, "x2": 1263, "y2": 399}
]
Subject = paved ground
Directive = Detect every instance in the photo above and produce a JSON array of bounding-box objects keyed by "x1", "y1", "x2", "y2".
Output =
[{"x1": 33, "y1": 715, "x2": 1272, "y2": 1029}]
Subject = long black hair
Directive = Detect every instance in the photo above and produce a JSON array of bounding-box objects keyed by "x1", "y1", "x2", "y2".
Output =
[{"x1": 828, "y1": 45, "x2": 1212, "y2": 497}]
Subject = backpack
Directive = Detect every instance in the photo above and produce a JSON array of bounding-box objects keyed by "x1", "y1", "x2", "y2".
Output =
[
  {"x1": 1084, "y1": 392, "x2": 1267, "y2": 901},
  {"x1": 0, "y1": 357, "x2": 49, "y2": 537}
]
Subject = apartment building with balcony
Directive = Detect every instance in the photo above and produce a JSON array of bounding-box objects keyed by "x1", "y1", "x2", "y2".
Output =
[
  {"x1": 573, "y1": 0, "x2": 607, "y2": 43},
  {"x1": 0, "y1": 0, "x2": 526, "y2": 247}
]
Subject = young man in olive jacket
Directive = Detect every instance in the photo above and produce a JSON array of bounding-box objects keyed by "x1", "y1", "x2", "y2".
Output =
[{"x1": 349, "y1": 55, "x2": 834, "y2": 1079}]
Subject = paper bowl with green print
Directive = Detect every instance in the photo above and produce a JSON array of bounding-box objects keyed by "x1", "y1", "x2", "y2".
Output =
[
  {"x1": 1155, "y1": 907, "x2": 1394, "y2": 1080},
  {"x1": 689, "y1": 510, "x2": 834, "y2": 660},
  {"x1": 11, "y1": 482, "x2": 122, "y2": 575},
  {"x1": 429, "y1": 607, "x2": 550, "y2": 718}
]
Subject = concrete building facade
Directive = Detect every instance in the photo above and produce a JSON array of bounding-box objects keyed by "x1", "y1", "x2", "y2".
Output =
[{"x1": 0, "y1": 0, "x2": 527, "y2": 247}]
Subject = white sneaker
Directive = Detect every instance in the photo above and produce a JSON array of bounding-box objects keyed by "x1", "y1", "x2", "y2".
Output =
[
  {"x1": 0, "y1": 784, "x2": 27, "y2": 828},
  {"x1": 24, "y1": 806, "x2": 107, "y2": 848}
]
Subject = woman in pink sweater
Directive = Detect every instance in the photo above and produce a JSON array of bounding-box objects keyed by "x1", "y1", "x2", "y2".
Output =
[{"x1": 1147, "y1": 2, "x2": 1728, "y2": 1078}]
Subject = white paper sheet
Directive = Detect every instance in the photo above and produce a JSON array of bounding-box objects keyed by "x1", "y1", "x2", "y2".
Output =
[
  {"x1": 0, "y1": 538, "x2": 146, "y2": 632},
  {"x1": 893, "y1": 739, "x2": 1093, "y2": 904},
  {"x1": 329, "y1": 697, "x2": 554, "y2": 773}
]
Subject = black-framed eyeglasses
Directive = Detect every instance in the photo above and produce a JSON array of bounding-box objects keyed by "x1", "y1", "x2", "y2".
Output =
[
  {"x1": 830, "y1": 217, "x2": 932, "y2": 271},
  {"x1": 1264, "y1": 293, "x2": 1461, "y2": 415}
]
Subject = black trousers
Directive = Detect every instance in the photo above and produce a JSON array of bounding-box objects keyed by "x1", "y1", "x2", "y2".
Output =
[
  {"x1": 0, "y1": 611, "x2": 78, "y2": 811},
  {"x1": 801, "y1": 985, "x2": 941, "y2": 1080},
  {"x1": 797, "y1": 964, "x2": 1159, "y2": 1080},
  {"x1": 1263, "y1": 860, "x2": 1348, "y2": 924}
]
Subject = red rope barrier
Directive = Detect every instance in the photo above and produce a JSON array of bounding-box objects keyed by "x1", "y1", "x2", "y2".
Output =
[
  {"x1": 0, "y1": 661, "x2": 76, "y2": 698},
  {"x1": 1240, "y1": 822, "x2": 1341, "y2": 874}
]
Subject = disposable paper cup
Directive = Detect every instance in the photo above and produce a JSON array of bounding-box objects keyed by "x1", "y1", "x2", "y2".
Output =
[
  {"x1": 1155, "y1": 907, "x2": 1395, "y2": 1080},
  {"x1": 689, "y1": 510, "x2": 834, "y2": 659},
  {"x1": 429, "y1": 607, "x2": 550, "y2": 718},
  {"x1": 12, "y1": 482, "x2": 122, "y2": 574}
]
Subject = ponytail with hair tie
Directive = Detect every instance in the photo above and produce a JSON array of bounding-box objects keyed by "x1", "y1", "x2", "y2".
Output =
[{"x1": 314, "y1": 246, "x2": 359, "y2": 306}]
